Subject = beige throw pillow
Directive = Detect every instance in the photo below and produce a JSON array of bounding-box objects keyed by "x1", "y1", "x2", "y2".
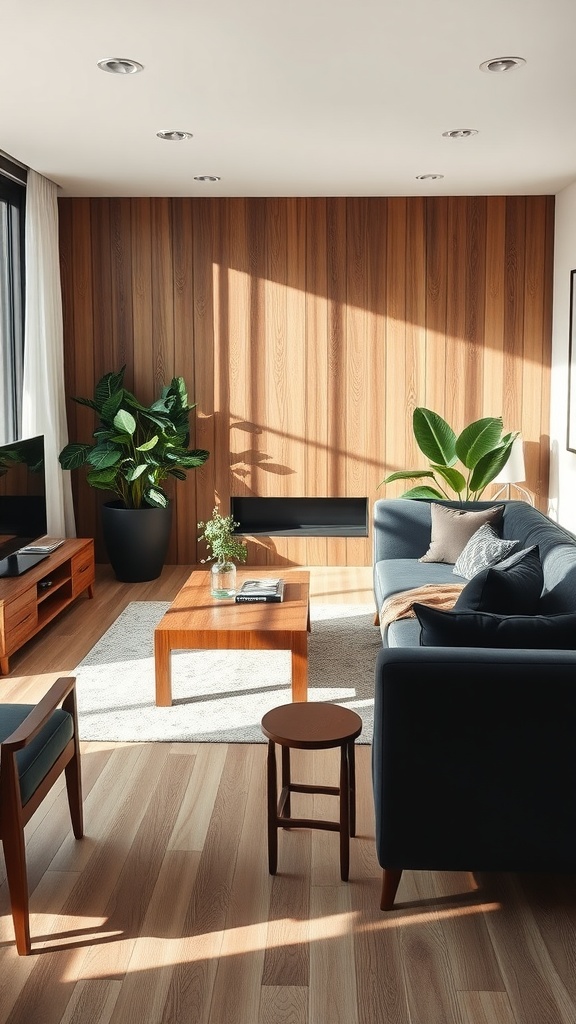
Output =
[{"x1": 419, "y1": 503, "x2": 505, "y2": 564}]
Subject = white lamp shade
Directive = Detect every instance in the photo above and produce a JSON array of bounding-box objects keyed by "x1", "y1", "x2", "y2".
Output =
[{"x1": 493, "y1": 436, "x2": 526, "y2": 484}]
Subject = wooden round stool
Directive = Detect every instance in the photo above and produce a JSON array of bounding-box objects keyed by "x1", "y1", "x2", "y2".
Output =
[{"x1": 261, "y1": 702, "x2": 363, "y2": 881}]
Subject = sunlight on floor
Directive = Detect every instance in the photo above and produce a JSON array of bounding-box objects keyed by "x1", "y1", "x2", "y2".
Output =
[
  {"x1": 51, "y1": 900, "x2": 503, "y2": 977},
  {"x1": 361, "y1": 901, "x2": 502, "y2": 929}
]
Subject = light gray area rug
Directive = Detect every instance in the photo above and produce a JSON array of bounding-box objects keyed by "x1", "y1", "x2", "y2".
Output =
[{"x1": 75, "y1": 601, "x2": 380, "y2": 744}]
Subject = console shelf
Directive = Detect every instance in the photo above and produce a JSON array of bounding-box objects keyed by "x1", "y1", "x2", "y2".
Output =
[
  {"x1": 0, "y1": 538, "x2": 94, "y2": 675},
  {"x1": 230, "y1": 497, "x2": 369, "y2": 537}
]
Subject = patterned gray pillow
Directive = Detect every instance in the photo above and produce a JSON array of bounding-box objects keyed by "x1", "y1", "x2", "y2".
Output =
[{"x1": 453, "y1": 524, "x2": 519, "y2": 580}]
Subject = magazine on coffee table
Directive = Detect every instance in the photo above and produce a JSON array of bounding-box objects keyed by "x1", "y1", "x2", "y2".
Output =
[{"x1": 235, "y1": 578, "x2": 285, "y2": 603}]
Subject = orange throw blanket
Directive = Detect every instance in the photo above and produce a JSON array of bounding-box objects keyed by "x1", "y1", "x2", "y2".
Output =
[{"x1": 380, "y1": 583, "x2": 465, "y2": 629}]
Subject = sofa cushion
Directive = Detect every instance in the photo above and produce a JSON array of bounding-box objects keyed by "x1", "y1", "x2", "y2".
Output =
[
  {"x1": 375, "y1": 557, "x2": 462, "y2": 646},
  {"x1": 414, "y1": 603, "x2": 576, "y2": 650},
  {"x1": 386, "y1": 617, "x2": 422, "y2": 648},
  {"x1": 419, "y1": 503, "x2": 504, "y2": 564},
  {"x1": 453, "y1": 523, "x2": 519, "y2": 580},
  {"x1": 454, "y1": 546, "x2": 543, "y2": 615},
  {"x1": 376, "y1": 557, "x2": 461, "y2": 604}
]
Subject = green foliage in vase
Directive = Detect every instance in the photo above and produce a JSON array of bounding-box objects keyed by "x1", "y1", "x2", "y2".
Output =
[
  {"x1": 379, "y1": 407, "x2": 519, "y2": 501},
  {"x1": 58, "y1": 366, "x2": 209, "y2": 509},
  {"x1": 197, "y1": 507, "x2": 248, "y2": 565}
]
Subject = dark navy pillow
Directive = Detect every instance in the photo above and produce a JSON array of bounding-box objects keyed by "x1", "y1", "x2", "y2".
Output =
[
  {"x1": 454, "y1": 546, "x2": 543, "y2": 615},
  {"x1": 414, "y1": 604, "x2": 576, "y2": 649}
]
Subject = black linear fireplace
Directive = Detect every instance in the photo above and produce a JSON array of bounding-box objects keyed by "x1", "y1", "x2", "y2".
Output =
[{"x1": 230, "y1": 497, "x2": 368, "y2": 537}]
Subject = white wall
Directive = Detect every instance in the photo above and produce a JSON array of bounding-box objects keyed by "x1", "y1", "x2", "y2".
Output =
[{"x1": 550, "y1": 180, "x2": 576, "y2": 532}]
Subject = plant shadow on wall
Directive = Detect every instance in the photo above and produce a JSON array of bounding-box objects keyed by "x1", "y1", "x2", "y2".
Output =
[
  {"x1": 230, "y1": 421, "x2": 295, "y2": 484},
  {"x1": 379, "y1": 408, "x2": 518, "y2": 501},
  {"x1": 226, "y1": 419, "x2": 298, "y2": 566},
  {"x1": 59, "y1": 366, "x2": 209, "y2": 582}
]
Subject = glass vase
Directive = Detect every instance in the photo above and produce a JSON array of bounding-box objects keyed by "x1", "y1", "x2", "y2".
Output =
[{"x1": 210, "y1": 560, "x2": 237, "y2": 598}]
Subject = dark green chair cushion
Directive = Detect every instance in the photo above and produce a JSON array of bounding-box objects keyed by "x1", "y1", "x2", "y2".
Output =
[
  {"x1": 415, "y1": 604, "x2": 576, "y2": 650},
  {"x1": 0, "y1": 705, "x2": 74, "y2": 806}
]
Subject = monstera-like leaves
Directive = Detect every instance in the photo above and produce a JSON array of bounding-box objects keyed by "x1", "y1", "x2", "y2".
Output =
[
  {"x1": 59, "y1": 365, "x2": 209, "y2": 508},
  {"x1": 379, "y1": 407, "x2": 518, "y2": 501}
]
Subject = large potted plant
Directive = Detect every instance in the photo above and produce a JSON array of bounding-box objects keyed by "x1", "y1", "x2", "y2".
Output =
[
  {"x1": 379, "y1": 407, "x2": 518, "y2": 500},
  {"x1": 59, "y1": 366, "x2": 209, "y2": 582}
]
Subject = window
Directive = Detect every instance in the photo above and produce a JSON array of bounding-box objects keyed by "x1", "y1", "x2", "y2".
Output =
[{"x1": 0, "y1": 169, "x2": 25, "y2": 443}]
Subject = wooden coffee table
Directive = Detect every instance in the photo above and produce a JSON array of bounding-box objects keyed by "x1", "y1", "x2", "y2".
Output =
[{"x1": 154, "y1": 569, "x2": 311, "y2": 707}]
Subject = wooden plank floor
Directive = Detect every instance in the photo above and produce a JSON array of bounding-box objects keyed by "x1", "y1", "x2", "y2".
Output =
[{"x1": 2, "y1": 565, "x2": 576, "y2": 1023}]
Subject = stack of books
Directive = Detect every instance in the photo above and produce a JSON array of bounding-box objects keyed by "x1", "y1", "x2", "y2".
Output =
[{"x1": 235, "y1": 578, "x2": 285, "y2": 603}]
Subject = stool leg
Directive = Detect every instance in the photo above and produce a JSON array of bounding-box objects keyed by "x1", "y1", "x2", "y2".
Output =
[
  {"x1": 281, "y1": 745, "x2": 291, "y2": 820},
  {"x1": 339, "y1": 743, "x2": 350, "y2": 882},
  {"x1": 267, "y1": 740, "x2": 278, "y2": 874},
  {"x1": 348, "y1": 739, "x2": 356, "y2": 838}
]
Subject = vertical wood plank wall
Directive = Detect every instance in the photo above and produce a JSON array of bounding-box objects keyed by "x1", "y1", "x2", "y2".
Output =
[{"x1": 58, "y1": 195, "x2": 554, "y2": 566}]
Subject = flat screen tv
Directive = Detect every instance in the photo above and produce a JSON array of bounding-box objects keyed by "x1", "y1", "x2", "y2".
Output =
[{"x1": 0, "y1": 435, "x2": 49, "y2": 577}]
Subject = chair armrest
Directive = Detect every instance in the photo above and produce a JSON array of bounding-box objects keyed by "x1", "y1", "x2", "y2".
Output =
[{"x1": 1, "y1": 677, "x2": 77, "y2": 752}]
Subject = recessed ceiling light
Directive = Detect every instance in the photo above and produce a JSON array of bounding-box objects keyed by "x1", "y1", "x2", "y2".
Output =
[
  {"x1": 156, "y1": 130, "x2": 193, "y2": 141},
  {"x1": 480, "y1": 56, "x2": 526, "y2": 73},
  {"x1": 97, "y1": 57, "x2": 144, "y2": 75},
  {"x1": 194, "y1": 175, "x2": 221, "y2": 182},
  {"x1": 416, "y1": 174, "x2": 444, "y2": 180},
  {"x1": 442, "y1": 129, "x2": 478, "y2": 139}
]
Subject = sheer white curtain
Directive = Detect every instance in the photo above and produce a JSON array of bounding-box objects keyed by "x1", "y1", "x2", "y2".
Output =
[{"x1": 22, "y1": 169, "x2": 76, "y2": 537}]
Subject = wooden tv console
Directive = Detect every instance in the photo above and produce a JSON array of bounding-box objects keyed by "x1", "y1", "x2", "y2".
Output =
[{"x1": 0, "y1": 538, "x2": 94, "y2": 675}]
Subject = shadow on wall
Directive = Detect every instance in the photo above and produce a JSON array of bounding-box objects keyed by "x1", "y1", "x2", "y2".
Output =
[
  {"x1": 547, "y1": 438, "x2": 559, "y2": 520},
  {"x1": 523, "y1": 435, "x2": 551, "y2": 514}
]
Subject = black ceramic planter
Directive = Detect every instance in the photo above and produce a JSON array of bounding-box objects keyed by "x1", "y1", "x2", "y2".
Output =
[{"x1": 102, "y1": 501, "x2": 173, "y2": 582}]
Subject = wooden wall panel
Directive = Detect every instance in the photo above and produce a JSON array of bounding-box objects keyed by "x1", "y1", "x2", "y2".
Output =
[
  {"x1": 285, "y1": 198, "x2": 308, "y2": 566},
  {"x1": 305, "y1": 198, "x2": 329, "y2": 567},
  {"x1": 227, "y1": 198, "x2": 253, "y2": 531},
  {"x1": 446, "y1": 197, "x2": 468, "y2": 431},
  {"x1": 91, "y1": 199, "x2": 114, "y2": 383},
  {"x1": 464, "y1": 196, "x2": 486, "y2": 421},
  {"x1": 110, "y1": 199, "x2": 134, "y2": 372},
  {"x1": 405, "y1": 198, "x2": 427, "y2": 477},
  {"x1": 522, "y1": 197, "x2": 548, "y2": 505},
  {"x1": 325, "y1": 198, "x2": 348, "y2": 566},
  {"x1": 172, "y1": 198, "x2": 196, "y2": 564},
  {"x1": 483, "y1": 197, "x2": 506, "y2": 431},
  {"x1": 61, "y1": 199, "x2": 98, "y2": 544},
  {"x1": 58, "y1": 195, "x2": 554, "y2": 566},
  {"x1": 425, "y1": 197, "x2": 448, "y2": 418},
  {"x1": 211, "y1": 200, "x2": 232, "y2": 537},
  {"x1": 192, "y1": 200, "x2": 217, "y2": 537},
  {"x1": 384, "y1": 199, "x2": 408, "y2": 488},
  {"x1": 365, "y1": 199, "x2": 387, "y2": 512},
  {"x1": 504, "y1": 197, "x2": 527, "y2": 436},
  {"x1": 131, "y1": 198, "x2": 153, "y2": 398},
  {"x1": 346, "y1": 198, "x2": 369, "y2": 565}
]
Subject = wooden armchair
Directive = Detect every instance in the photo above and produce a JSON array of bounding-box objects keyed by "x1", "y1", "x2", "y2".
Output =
[{"x1": 0, "y1": 676, "x2": 83, "y2": 954}]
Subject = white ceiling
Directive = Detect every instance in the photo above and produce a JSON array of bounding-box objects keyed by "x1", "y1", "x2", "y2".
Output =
[{"x1": 2, "y1": 0, "x2": 576, "y2": 198}]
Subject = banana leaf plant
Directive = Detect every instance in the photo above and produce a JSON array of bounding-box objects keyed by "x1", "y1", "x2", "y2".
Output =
[
  {"x1": 59, "y1": 366, "x2": 209, "y2": 508},
  {"x1": 379, "y1": 407, "x2": 518, "y2": 501}
]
